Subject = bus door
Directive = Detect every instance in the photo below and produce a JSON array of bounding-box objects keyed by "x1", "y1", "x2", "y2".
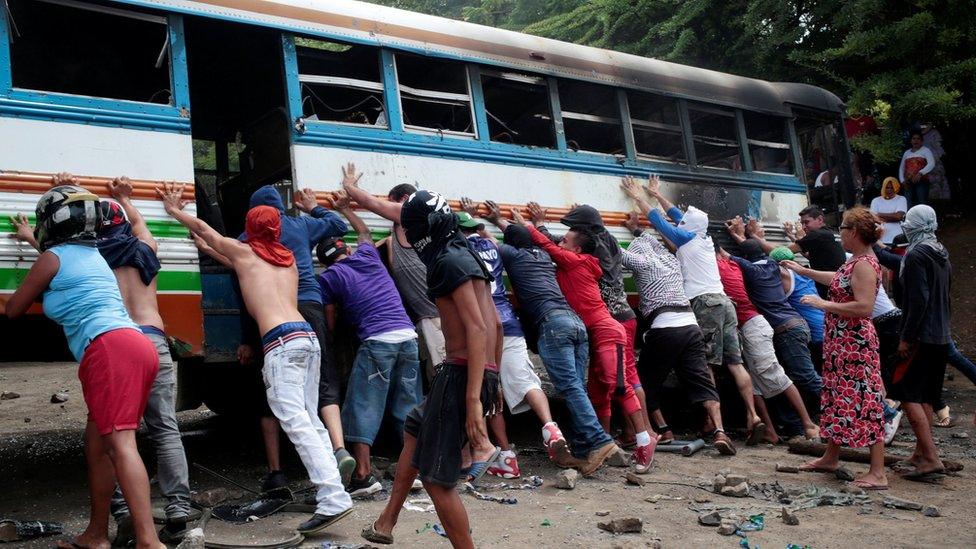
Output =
[{"x1": 793, "y1": 109, "x2": 855, "y2": 225}]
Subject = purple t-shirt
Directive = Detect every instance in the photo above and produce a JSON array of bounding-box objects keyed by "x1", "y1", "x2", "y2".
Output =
[
  {"x1": 466, "y1": 235, "x2": 524, "y2": 337},
  {"x1": 319, "y1": 241, "x2": 414, "y2": 341}
]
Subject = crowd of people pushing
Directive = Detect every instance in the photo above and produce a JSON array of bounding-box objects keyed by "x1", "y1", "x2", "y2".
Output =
[{"x1": 2, "y1": 161, "x2": 959, "y2": 549}]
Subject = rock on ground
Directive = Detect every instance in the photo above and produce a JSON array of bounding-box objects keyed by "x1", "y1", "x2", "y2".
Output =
[
  {"x1": 834, "y1": 467, "x2": 855, "y2": 481},
  {"x1": 725, "y1": 473, "x2": 748, "y2": 486},
  {"x1": 0, "y1": 391, "x2": 20, "y2": 400},
  {"x1": 597, "y1": 517, "x2": 643, "y2": 534},
  {"x1": 698, "y1": 511, "x2": 722, "y2": 527},
  {"x1": 781, "y1": 507, "x2": 800, "y2": 525},
  {"x1": 776, "y1": 463, "x2": 799, "y2": 473},
  {"x1": 883, "y1": 496, "x2": 923, "y2": 511},
  {"x1": 717, "y1": 520, "x2": 737, "y2": 535},
  {"x1": 606, "y1": 448, "x2": 631, "y2": 467},
  {"x1": 922, "y1": 505, "x2": 941, "y2": 517},
  {"x1": 50, "y1": 392, "x2": 69, "y2": 404},
  {"x1": 624, "y1": 472, "x2": 646, "y2": 486},
  {"x1": 720, "y1": 482, "x2": 749, "y2": 498},
  {"x1": 554, "y1": 469, "x2": 579, "y2": 490},
  {"x1": 175, "y1": 528, "x2": 204, "y2": 549}
]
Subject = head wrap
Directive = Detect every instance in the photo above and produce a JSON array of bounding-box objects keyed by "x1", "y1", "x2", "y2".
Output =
[
  {"x1": 316, "y1": 237, "x2": 347, "y2": 266},
  {"x1": 881, "y1": 177, "x2": 900, "y2": 196},
  {"x1": 399, "y1": 190, "x2": 455, "y2": 260},
  {"x1": 738, "y1": 239, "x2": 765, "y2": 262},
  {"x1": 560, "y1": 204, "x2": 621, "y2": 278},
  {"x1": 96, "y1": 199, "x2": 161, "y2": 285},
  {"x1": 677, "y1": 205, "x2": 709, "y2": 235},
  {"x1": 769, "y1": 246, "x2": 795, "y2": 262},
  {"x1": 901, "y1": 204, "x2": 938, "y2": 252},
  {"x1": 244, "y1": 205, "x2": 294, "y2": 267},
  {"x1": 503, "y1": 224, "x2": 533, "y2": 249}
]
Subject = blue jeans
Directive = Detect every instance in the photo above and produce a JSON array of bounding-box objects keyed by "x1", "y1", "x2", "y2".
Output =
[
  {"x1": 342, "y1": 338, "x2": 422, "y2": 446},
  {"x1": 906, "y1": 179, "x2": 930, "y2": 208},
  {"x1": 536, "y1": 310, "x2": 612, "y2": 458},
  {"x1": 949, "y1": 340, "x2": 976, "y2": 386},
  {"x1": 773, "y1": 324, "x2": 823, "y2": 408}
]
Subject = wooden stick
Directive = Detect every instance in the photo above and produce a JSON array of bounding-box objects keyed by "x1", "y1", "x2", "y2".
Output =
[{"x1": 787, "y1": 440, "x2": 963, "y2": 472}]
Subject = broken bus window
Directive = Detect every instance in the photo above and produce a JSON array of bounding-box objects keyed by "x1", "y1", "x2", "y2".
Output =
[
  {"x1": 395, "y1": 53, "x2": 474, "y2": 137},
  {"x1": 688, "y1": 104, "x2": 741, "y2": 170},
  {"x1": 744, "y1": 111, "x2": 793, "y2": 175},
  {"x1": 626, "y1": 90, "x2": 686, "y2": 163},
  {"x1": 557, "y1": 79, "x2": 623, "y2": 155},
  {"x1": 296, "y1": 38, "x2": 386, "y2": 127},
  {"x1": 481, "y1": 70, "x2": 555, "y2": 148}
]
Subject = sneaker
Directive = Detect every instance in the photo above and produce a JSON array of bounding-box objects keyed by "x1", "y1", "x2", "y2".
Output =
[
  {"x1": 579, "y1": 441, "x2": 619, "y2": 476},
  {"x1": 346, "y1": 474, "x2": 382, "y2": 499},
  {"x1": 884, "y1": 410, "x2": 903, "y2": 446},
  {"x1": 542, "y1": 423, "x2": 572, "y2": 463},
  {"x1": 296, "y1": 508, "x2": 353, "y2": 534},
  {"x1": 157, "y1": 517, "x2": 188, "y2": 544},
  {"x1": 713, "y1": 430, "x2": 737, "y2": 456},
  {"x1": 487, "y1": 451, "x2": 521, "y2": 479},
  {"x1": 261, "y1": 470, "x2": 289, "y2": 498},
  {"x1": 631, "y1": 441, "x2": 656, "y2": 474},
  {"x1": 334, "y1": 448, "x2": 357, "y2": 487}
]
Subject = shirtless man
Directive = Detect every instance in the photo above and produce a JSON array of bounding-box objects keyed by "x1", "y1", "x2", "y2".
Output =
[
  {"x1": 158, "y1": 183, "x2": 352, "y2": 535},
  {"x1": 12, "y1": 175, "x2": 193, "y2": 544}
]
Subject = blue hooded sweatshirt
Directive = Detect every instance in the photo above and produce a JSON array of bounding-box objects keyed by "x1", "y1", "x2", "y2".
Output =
[{"x1": 239, "y1": 186, "x2": 348, "y2": 304}]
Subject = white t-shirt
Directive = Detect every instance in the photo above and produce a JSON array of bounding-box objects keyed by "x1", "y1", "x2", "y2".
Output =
[
  {"x1": 872, "y1": 285, "x2": 898, "y2": 319},
  {"x1": 870, "y1": 195, "x2": 908, "y2": 244},
  {"x1": 898, "y1": 146, "x2": 935, "y2": 181},
  {"x1": 675, "y1": 235, "x2": 725, "y2": 300}
]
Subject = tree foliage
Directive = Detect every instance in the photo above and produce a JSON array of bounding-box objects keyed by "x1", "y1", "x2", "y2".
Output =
[{"x1": 366, "y1": 0, "x2": 976, "y2": 161}]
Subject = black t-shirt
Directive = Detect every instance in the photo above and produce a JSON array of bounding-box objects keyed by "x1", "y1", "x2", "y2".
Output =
[{"x1": 797, "y1": 228, "x2": 846, "y2": 297}]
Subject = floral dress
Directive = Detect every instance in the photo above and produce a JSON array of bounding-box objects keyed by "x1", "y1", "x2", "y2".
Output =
[{"x1": 820, "y1": 254, "x2": 885, "y2": 447}]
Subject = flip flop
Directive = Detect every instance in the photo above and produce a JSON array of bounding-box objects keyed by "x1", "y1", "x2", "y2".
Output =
[
  {"x1": 902, "y1": 468, "x2": 946, "y2": 484},
  {"x1": 933, "y1": 406, "x2": 953, "y2": 427},
  {"x1": 746, "y1": 422, "x2": 767, "y2": 446},
  {"x1": 361, "y1": 521, "x2": 394, "y2": 545},
  {"x1": 466, "y1": 447, "x2": 501, "y2": 484},
  {"x1": 850, "y1": 479, "x2": 888, "y2": 491}
]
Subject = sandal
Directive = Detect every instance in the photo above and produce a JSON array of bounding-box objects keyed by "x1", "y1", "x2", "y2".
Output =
[
  {"x1": 465, "y1": 446, "x2": 501, "y2": 484},
  {"x1": 361, "y1": 521, "x2": 394, "y2": 545},
  {"x1": 902, "y1": 467, "x2": 946, "y2": 484},
  {"x1": 933, "y1": 406, "x2": 954, "y2": 428},
  {"x1": 746, "y1": 422, "x2": 767, "y2": 447},
  {"x1": 850, "y1": 479, "x2": 888, "y2": 491}
]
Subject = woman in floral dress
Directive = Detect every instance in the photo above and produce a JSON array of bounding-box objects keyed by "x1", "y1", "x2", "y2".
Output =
[{"x1": 782, "y1": 207, "x2": 888, "y2": 490}]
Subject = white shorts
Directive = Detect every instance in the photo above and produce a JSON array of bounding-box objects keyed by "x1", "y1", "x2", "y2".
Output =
[
  {"x1": 739, "y1": 316, "x2": 793, "y2": 398},
  {"x1": 500, "y1": 336, "x2": 543, "y2": 415}
]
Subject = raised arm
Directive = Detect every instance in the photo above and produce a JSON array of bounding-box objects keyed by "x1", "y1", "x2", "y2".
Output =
[
  {"x1": 620, "y1": 176, "x2": 654, "y2": 215},
  {"x1": 157, "y1": 182, "x2": 243, "y2": 261},
  {"x1": 779, "y1": 259, "x2": 836, "y2": 286},
  {"x1": 482, "y1": 200, "x2": 510, "y2": 232},
  {"x1": 191, "y1": 232, "x2": 233, "y2": 268},
  {"x1": 294, "y1": 187, "x2": 347, "y2": 243},
  {"x1": 525, "y1": 222, "x2": 580, "y2": 269},
  {"x1": 872, "y1": 243, "x2": 903, "y2": 272},
  {"x1": 799, "y1": 259, "x2": 876, "y2": 318},
  {"x1": 8, "y1": 213, "x2": 40, "y2": 251},
  {"x1": 109, "y1": 176, "x2": 157, "y2": 251},
  {"x1": 339, "y1": 162, "x2": 402, "y2": 223},
  {"x1": 527, "y1": 202, "x2": 559, "y2": 243},
  {"x1": 332, "y1": 189, "x2": 370, "y2": 244}
]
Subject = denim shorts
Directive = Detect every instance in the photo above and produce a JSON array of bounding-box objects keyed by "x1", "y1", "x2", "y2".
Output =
[{"x1": 341, "y1": 338, "x2": 422, "y2": 445}]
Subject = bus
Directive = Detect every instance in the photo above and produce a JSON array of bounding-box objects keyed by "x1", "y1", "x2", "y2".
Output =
[{"x1": 0, "y1": 0, "x2": 854, "y2": 411}]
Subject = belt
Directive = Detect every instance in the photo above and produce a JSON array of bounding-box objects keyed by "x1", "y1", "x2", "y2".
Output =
[
  {"x1": 139, "y1": 325, "x2": 166, "y2": 337},
  {"x1": 538, "y1": 308, "x2": 576, "y2": 325},
  {"x1": 774, "y1": 317, "x2": 807, "y2": 335},
  {"x1": 874, "y1": 309, "x2": 902, "y2": 324},
  {"x1": 262, "y1": 331, "x2": 316, "y2": 354}
]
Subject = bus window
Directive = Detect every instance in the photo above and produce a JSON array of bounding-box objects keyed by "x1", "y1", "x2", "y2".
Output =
[
  {"x1": 626, "y1": 90, "x2": 686, "y2": 163},
  {"x1": 481, "y1": 70, "x2": 555, "y2": 149},
  {"x1": 7, "y1": 0, "x2": 171, "y2": 104},
  {"x1": 296, "y1": 38, "x2": 386, "y2": 127},
  {"x1": 557, "y1": 80, "x2": 623, "y2": 154},
  {"x1": 743, "y1": 112, "x2": 793, "y2": 175},
  {"x1": 795, "y1": 113, "x2": 846, "y2": 215},
  {"x1": 395, "y1": 53, "x2": 475, "y2": 138},
  {"x1": 688, "y1": 104, "x2": 741, "y2": 170}
]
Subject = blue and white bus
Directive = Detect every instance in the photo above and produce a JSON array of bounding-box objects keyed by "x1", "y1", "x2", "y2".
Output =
[{"x1": 0, "y1": 0, "x2": 854, "y2": 410}]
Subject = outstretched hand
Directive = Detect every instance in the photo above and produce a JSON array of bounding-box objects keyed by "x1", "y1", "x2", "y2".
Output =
[
  {"x1": 295, "y1": 188, "x2": 319, "y2": 213},
  {"x1": 484, "y1": 200, "x2": 503, "y2": 223},
  {"x1": 646, "y1": 174, "x2": 661, "y2": 196},
  {"x1": 459, "y1": 196, "x2": 480, "y2": 218},
  {"x1": 625, "y1": 211, "x2": 641, "y2": 233},
  {"x1": 341, "y1": 162, "x2": 363, "y2": 189},
  {"x1": 156, "y1": 182, "x2": 189, "y2": 213},
  {"x1": 725, "y1": 216, "x2": 746, "y2": 241},
  {"x1": 746, "y1": 218, "x2": 765, "y2": 239},
  {"x1": 511, "y1": 207, "x2": 528, "y2": 226},
  {"x1": 51, "y1": 172, "x2": 76, "y2": 187},
  {"x1": 9, "y1": 214, "x2": 34, "y2": 243},
  {"x1": 527, "y1": 201, "x2": 546, "y2": 225},
  {"x1": 621, "y1": 176, "x2": 643, "y2": 201},
  {"x1": 108, "y1": 176, "x2": 133, "y2": 201}
]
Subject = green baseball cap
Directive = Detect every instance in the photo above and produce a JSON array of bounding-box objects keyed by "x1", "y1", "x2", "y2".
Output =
[
  {"x1": 769, "y1": 246, "x2": 795, "y2": 262},
  {"x1": 456, "y1": 212, "x2": 483, "y2": 229}
]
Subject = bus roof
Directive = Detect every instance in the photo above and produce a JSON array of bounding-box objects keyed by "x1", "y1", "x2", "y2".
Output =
[{"x1": 117, "y1": 0, "x2": 845, "y2": 116}]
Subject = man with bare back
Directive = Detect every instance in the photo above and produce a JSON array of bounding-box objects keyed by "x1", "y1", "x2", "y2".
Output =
[{"x1": 157, "y1": 183, "x2": 352, "y2": 535}]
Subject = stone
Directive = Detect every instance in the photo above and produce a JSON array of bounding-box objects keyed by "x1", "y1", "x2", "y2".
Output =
[
  {"x1": 724, "y1": 473, "x2": 748, "y2": 486},
  {"x1": 883, "y1": 496, "x2": 923, "y2": 511},
  {"x1": 775, "y1": 463, "x2": 799, "y2": 473},
  {"x1": 23, "y1": 417, "x2": 30, "y2": 423},
  {"x1": 554, "y1": 469, "x2": 579, "y2": 490},
  {"x1": 840, "y1": 485, "x2": 866, "y2": 496},
  {"x1": 781, "y1": 507, "x2": 800, "y2": 526},
  {"x1": 644, "y1": 495, "x2": 662, "y2": 504},
  {"x1": 0, "y1": 391, "x2": 20, "y2": 400},
  {"x1": 624, "y1": 472, "x2": 646, "y2": 486},
  {"x1": 610, "y1": 541, "x2": 661, "y2": 549},
  {"x1": 712, "y1": 474, "x2": 726, "y2": 493},
  {"x1": 597, "y1": 517, "x2": 643, "y2": 534},
  {"x1": 698, "y1": 511, "x2": 722, "y2": 527},
  {"x1": 951, "y1": 432, "x2": 969, "y2": 439},
  {"x1": 606, "y1": 448, "x2": 631, "y2": 468},
  {"x1": 50, "y1": 392, "x2": 69, "y2": 404},
  {"x1": 717, "y1": 520, "x2": 737, "y2": 536},
  {"x1": 595, "y1": 510, "x2": 611, "y2": 517},
  {"x1": 834, "y1": 467, "x2": 855, "y2": 481},
  {"x1": 694, "y1": 496, "x2": 712, "y2": 504},
  {"x1": 922, "y1": 505, "x2": 941, "y2": 517},
  {"x1": 720, "y1": 482, "x2": 749, "y2": 498},
  {"x1": 175, "y1": 528, "x2": 204, "y2": 549},
  {"x1": 192, "y1": 488, "x2": 233, "y2": 508}
]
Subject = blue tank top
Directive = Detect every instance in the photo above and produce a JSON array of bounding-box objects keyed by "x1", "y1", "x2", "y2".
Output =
[
  {"x1": 43, "y1": 244, "x2": 137, "y2": 361},
  {"x1": 786, "y1": 271, "x2": 825, "y2": 343}
]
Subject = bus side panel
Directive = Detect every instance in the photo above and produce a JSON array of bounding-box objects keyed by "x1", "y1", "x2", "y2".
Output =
[{"x1": 0, "y1": 116, "x2": 204, "y2": 356}]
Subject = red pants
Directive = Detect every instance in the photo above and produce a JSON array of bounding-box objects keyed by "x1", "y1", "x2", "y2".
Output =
[
  {"x1": 620, "y1": 318, "x2": 642, "y2": 390},
  {"x1": 587, "y1": 318, "x2": 642, "y2": 419},
  {"x1": 79, "y1": 328, "x2": 158, "y2": 436}
]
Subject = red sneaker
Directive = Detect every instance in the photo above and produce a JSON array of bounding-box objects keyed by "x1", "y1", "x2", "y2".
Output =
[
  {"x1": 542, "y1": 423, "x2": 571, "y2": 463},
  {"x1": 631, "y1": 440, "x2": 656, "y2": 474},
  {"x1": 487, "y1": 452, "x2": 520, "y2": 479}
]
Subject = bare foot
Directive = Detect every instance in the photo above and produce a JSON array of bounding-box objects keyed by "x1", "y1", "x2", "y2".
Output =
[
  {"x1": 799, "y1": 457, "x2": 838, "y2": 472},
  {"x1": 58, "y1": 535, "x2": 110, "y2": 549},
  {"x1": 804, "y1": 425, "x2": 821, "y2": 440}
]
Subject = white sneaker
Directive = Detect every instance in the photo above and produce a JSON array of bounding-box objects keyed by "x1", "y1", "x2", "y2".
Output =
[
  {"x1": 411, "y1": 478, "x2": 424, "y2": 491},
  {"x1": 884, "y1": 410, "x2": 903, "y2": 446}
]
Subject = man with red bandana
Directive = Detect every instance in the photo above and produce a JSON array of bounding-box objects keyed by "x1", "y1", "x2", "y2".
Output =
[{"x1": 158, "y1": 184, "x2": 353, "y2": 536}]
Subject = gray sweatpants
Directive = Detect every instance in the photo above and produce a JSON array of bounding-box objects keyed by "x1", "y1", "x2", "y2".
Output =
[{"x1": 111, "y1": 331, "x2": 191, "y2": 520}]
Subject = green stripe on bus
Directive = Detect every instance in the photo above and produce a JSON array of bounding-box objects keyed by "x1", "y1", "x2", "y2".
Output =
[
  {"x1": 0, "y1": 215, "x2": 189, "y2": 239},
  {"x1": 0, "y1": 268, "x2": 200, "y2": 292}
]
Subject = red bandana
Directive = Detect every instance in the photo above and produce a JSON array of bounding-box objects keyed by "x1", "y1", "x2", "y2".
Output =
[{"x1": 244, "y1": 206, "x2": 294, "y2": 267}]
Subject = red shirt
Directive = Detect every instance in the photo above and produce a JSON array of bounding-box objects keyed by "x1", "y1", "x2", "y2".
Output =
[
  {"x1": 527, "y1": 225, "x2": 613, "y2": 329},
  {"x1": 716, "y1": 258, "x2": 760, "y2": 327}
]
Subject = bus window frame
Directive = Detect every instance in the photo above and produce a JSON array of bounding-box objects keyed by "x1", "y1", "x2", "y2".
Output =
[
  {"x1": 393, "y1": 52, "x2": 477, "y2": 140},
  {"x1": 0, "y1": 3, "x2": 190, "y2": 132},
  {"x1": 294, "y1": 37, "x2": 388, "y2": 129},
  {"x1": 555, "y1": 78, "x2": 626, "y2": 157}
]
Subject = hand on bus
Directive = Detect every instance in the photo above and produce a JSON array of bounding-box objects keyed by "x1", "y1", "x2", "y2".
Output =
[
  {"x1": 108, "y1": 176, "x2": 133, "y2": 201},
  {"x1": 511, "y1": 207, "x2": 528, "y2": 226},
  {"x1": 483, "y1": 200, "x2": 502, "y2": 223},
  {"x1": 295, "y1": 188, "x2": 320, "y2": 213},
  {"x1": 156, "y1": 182, "x2": 189, "y2": 213},
  {"x1": 8, "y1": 214, "x2": 37, "y2": 250},
  {"x1": 51, "y1": 172, "x2": 76, "y2": 187},
  {"x1": 340, "y1": 162, "x2": 363, "y2": 189},
  {"x1": 746, "y1": 218, "x2": 765, "y2": 239},
  {"x1": 459, "y1": 196, "x2": 479, "y2": 218},
  {"x1": 527, "y1": 201, "x2": 546, "y2": 225},
  {"x1": 624, "y1": 211, "x2": 641, "y2": 233},
  {"x1": 725, "y1": 217, "x2": 746, "y2": 242},
  {"x1": 237, "y1": 344, "x2": 254, "y2": 365},
  {"x1": 782, "y1": 220, "x2": 796, "y2": 240},
  {"x1": 620, "y1": 176, "x2": 643, "y2": 201},
  {"x1": 329, "y1": 189, "x2": 351, "y2": 211},
  {"x1": 645, "y1": 174, "x2": 661, "y2": 197}
]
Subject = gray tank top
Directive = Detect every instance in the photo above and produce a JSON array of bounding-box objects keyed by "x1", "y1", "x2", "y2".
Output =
[{"x1": 391, "y1": 228, "x2": 439, "y2": 321}]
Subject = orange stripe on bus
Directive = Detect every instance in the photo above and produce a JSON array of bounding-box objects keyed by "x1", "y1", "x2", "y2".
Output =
[{"x1": 0, "y1": 171, "x2": 196, "y2": 201}]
